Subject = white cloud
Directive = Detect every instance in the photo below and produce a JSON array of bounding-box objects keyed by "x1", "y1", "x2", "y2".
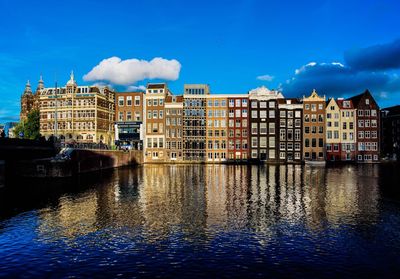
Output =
[
  {"x1": 83, "y1": 56, "x2": 181, "y2": 85},
  {"x1": 256, "y1": 74, "x2": 274, "y2": 81},
  {"x1": 127, "y1": 85, "x2": 146, "y2": 91},
  {"x1": 295, "y1": 62, "x2": 317, "y2": 75}
]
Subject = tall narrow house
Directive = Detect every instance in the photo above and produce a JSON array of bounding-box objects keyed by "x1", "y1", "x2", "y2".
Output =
[
  {"x1": 183, "y1": 84, "x2": 209, "y2": 161},
  {"x1": 248, "y1": 86, "x2": 284, "y2": 162},
  {"x1": 303, "y1": 90, "x2": 326, "y2": 162},
  {"x1": 143, "y1": 83, "x2": 171, "y2": 162},
  {"x1": 348, "y1": 90, "x2": 380, "y2": 162}
]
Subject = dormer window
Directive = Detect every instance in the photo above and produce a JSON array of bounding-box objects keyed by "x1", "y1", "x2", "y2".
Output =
[{"x1": 365, "y1": 99, "x2": 370, "y2": 105}]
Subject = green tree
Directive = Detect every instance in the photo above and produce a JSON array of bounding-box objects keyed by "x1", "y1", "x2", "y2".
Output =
[{"x1": 15, "y1": 109, "x2": 41, "y2": 140}]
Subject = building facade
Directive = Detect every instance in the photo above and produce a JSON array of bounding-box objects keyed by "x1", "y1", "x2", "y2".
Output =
[
  {"x1": 348, "y1": 90, "x2": 380, "y2": 162},
  {"x1": 325, "y1": 98, "x2": 341, "y2": 161},
  {"x1": 38, "y1": 72, "x2": 115, "y2": 145},
  {"x1": 20, "y1": 78, "x2": 41, "y2": 121},
  {"x1": 165, "y1": 95, "x2": 184, "y2": 161},
  {"x1": 278, "y1": 98, "x2": 303, "y2": 163},
  {"x1": 337, "y1": 99, "x2": 356, "y2": 161},
  {"x1": 183, "y1": 84, "x2": 209, "y2": 161},
  {"x1": 227, "y1": 95, "x2": 249, "y2": 161},
  {"x1": 115, "y1": 92, "x2": 144, "y2": 149},
  {"x1": 143, "y1": 83, "x2": 170, "y2": 162},
  {"x1": 381, "y1": 105, "x2": 400, "y2": 160},
  {"x1": 303, "y1": 90, "x2": 326, "y2": 161},
  {"x1": 206, "y1": 95, "x2": 228, "y2": 162},
  {"x1": 249, "y1": 86, "x2": 284, "y2": 162}
]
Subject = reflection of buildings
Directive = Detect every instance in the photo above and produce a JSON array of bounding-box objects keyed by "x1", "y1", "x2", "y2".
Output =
[
  {"x1": 37, "y1": 165, "x2": 379, "y2": 242},
  {"x1": 205, "y1": 166, "x2": 228, "y2": 226}
]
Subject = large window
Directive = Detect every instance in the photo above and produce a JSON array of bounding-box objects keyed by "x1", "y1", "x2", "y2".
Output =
[
  {"x1": 127, "y1": 96, "x2": 132, "y2": 106},
  {"x1": 118, "y1": 97, "x2": 124, "y2": 106}
]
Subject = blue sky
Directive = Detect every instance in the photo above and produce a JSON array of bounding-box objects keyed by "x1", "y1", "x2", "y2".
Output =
[{"x1": 1, "y1": 0, "x2": 400, "y2": 123}]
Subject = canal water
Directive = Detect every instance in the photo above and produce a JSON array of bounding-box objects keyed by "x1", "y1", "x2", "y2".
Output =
[{"x1": 1, "y1": 164, "x2": 400, "y2": 278}]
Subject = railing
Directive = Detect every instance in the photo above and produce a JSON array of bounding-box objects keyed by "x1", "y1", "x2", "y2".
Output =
[{"x1": 60, "y1": 142, "x2": 110, "y2": 150}]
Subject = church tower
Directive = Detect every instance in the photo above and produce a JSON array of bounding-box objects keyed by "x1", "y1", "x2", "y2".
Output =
[{"x1": 20, "y1": 80, "x2": 34, "y2": 121}]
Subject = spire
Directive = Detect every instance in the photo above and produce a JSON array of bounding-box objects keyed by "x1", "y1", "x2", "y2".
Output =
[
  {"x1": 66, "y1": 70, "x2": 77, "y2": 87},
  {"x1": 37, "y1": 75, "x2": 44, "y2": 91},
  {"x1": 23, "y1": 80, "x2": 32, "y2": 95}
]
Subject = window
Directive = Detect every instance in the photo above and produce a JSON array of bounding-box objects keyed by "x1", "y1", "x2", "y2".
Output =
[
  {"x1": 251, "y1": 111, "x2": 258, "y2": 118},
  {"x1": 135, "y1": 96, "x2": 140, "y2": 106},
  {"x1": 280, "y1": 129, "x2": 286, "y2": 141},
  {"x1": 260, "y1": 137, "x2": 267, "y2": 148},
  {"x1": 118, "y1": 112, "x2": 123, "y2": 121},
  {"x1": 260, "y1": 123, "x2": 267, "y2": 134},
  {"x1": 365, "y1": 99, "x2": 370, "y2": 105},
  {"x1": 126, "y1": 112, "x2": 132, "y2": 121},
  {"x1": 280, "y1": 142, "x2": 286, "y2": 150},
  {"x1": 127, "y1": 96, "x2": 132, "y2": 106},
  {"x1": 260, "y1": 110, "x2": 267, "y2": 118},
  {"x1": 118, "y1": 96, "x2": 124, "y2": 106},
  {"x1": 269, "y1": 136, "x2": 275, "y2": 148},
  {"x1": 251, "y1": 123, "x2": 258, "y2": 134},
  {"x1": 371, "y1": 110, "x2": 377, "y2": 117},
  {"x1": 251, "y1": 137, "x2": 258, "y2": 148},
  {"x1": 269, "y1": 123, "x2": 275, "y2": 134},
  {"x1": 269, "y1": 110, "x2": 275, "y2": 118},
  {"x1": 295, "y1": 129, "x2": 300, "y2": 140}
]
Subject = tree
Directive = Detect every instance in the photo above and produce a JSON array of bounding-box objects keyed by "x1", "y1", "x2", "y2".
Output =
[{"x1": 15, "y1": 109, "x2": 41, "y2": 140}]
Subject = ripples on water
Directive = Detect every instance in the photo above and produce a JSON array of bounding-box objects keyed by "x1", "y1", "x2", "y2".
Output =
[{"x1": 1, "y1": 164, "x2": 400, "y2": 278}]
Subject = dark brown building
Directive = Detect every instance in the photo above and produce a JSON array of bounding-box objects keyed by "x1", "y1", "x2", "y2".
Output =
[
  {"x1": 278, "y1": 98, "x2": 303, "y2": 163},
  {"x1": 227, "y1": 95, "x2": 249, "y2": 161},
  {"x1": 248, "y1": 87, "x2": 284, "y2": 162},
  {"x1": 381, "y1": 105, "x2": 400, "y2": 160},
  {"x1": 348, "y1": 90, "x2": 380, "y2": 162}
]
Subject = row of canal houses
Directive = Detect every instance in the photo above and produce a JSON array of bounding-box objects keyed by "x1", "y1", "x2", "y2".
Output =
[{"x1": 116, "y1": 83, "x2": 380, "y2": 164}]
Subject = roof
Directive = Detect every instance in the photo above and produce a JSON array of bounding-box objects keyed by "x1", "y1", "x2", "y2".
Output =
[
  {"x1": 277, "y1": 98, "x2": 302, "y2": 104},
  {"x1": 336, "y1": 99, "x2": 354, "y2": 109},
  {"x1": 165, "y1": 95, "x2": 183, "y2": 102},
  {"x1": 382, "y1": 105, "x2": 400, "y2": 116},
  {"x1": 115, "y1": 91, "x2": 144, "y2": 95},
  {"x1": 147, "y1": 83, "x2": 166, "y2": 89},
  {"x1": 347, "y1": 89, "x2": 371, "y2": 107}
]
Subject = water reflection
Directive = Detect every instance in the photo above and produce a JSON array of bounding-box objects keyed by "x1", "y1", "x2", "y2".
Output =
[
  {"x1": 34, "y1": 164, "x2": 382, "y2": 241},
  {"x1": 1, "y1": 164, "x2": 399, "y2": 277}
]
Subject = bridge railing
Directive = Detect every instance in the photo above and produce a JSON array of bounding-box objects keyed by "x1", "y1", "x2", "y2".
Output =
[{"x1": 59, "y1": 142, "x2": 110, "y2": 150}]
